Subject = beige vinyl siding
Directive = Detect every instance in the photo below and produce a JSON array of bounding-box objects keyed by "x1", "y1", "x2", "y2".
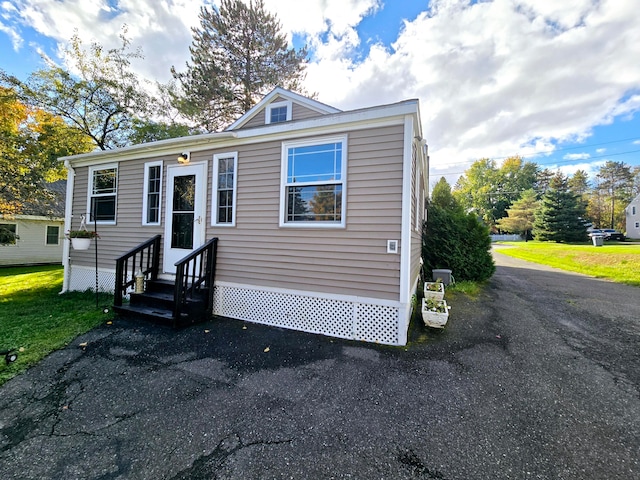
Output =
[
  {"x1": 208, "y1": 125, "x2": 404, "y2": 301},
  {"x1": 238, "y1": 98, "x2": 326, "y2": 129},
  {"x1": 240, "y1": 111, "x2": 268, "y2": 129},
  {"x1": 410, "y1": 141, "x2": 426, "y2": 289},
  {"x1": 70, "y1": 124, "x2": 406, "y2": 301},
  {"x1": 291, "y1": 103, "x2": 324, "y2": 121},
  {"x1": 69, "y1": 159, "x2": 165, "y2": 269}
]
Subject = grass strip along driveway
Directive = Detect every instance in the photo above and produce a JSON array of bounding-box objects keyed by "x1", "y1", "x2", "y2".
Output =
[
  {"x1": 0, "y1": 265, "x2": 113, "y2": 386},
  {"x1": 496, "y1": 241, "x2": 640, "y2": 286}
]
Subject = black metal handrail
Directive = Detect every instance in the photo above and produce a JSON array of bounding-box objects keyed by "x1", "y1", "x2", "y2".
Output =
[
  {"x1": 173, "y1": 237, "x2": 218, "y2": 324},
  {"x1": 114, "y1": 235, "x2": 161, "y2": 307}
]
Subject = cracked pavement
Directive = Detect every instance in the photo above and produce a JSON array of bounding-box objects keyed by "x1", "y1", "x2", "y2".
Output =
[{"x1": 1, "y1": 250, "x2": 639, "y2": 479}]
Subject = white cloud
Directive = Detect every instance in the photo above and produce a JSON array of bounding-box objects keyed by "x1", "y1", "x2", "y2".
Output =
[
  {"x1": 596, "y1": 148, "x2": 607, "y2": 153},
  {"x1": 556, "y1": 161, "x2": 606, "y2": 179},
  {"x1": 0, "y1": 20, "x2": 22, "y2": 50},
  {"x1": 2, "y1": 0, "x2": 640, "y2": 186},
  {"x1": 563, "y1": 153, "x2": 591, "y2": 160}
]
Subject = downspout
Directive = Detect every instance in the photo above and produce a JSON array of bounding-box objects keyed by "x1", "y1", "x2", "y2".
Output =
[{"x1": 61, "y1": 159, "x2": 75, "y2": 293}]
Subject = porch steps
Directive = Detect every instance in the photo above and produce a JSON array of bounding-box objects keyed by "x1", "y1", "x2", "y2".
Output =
[{"x1": 113, "y1": 279, "x2": 209, "y2": 327}]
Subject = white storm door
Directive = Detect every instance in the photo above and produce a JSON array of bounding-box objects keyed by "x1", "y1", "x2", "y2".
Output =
[{"x1": 163, "y1": 162, "x2": 207, "y2": 273}]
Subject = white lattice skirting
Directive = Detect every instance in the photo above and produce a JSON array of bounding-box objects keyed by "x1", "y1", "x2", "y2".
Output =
[
  {"x1": 68, "y1": 265, "x2": 116, "y2": 293},
  {"x1": 214, "y1": 283, "x2": 407, "y2": 345},
  {"x1": 65, "y1": 267, "x2": 409, "y2": 345}
]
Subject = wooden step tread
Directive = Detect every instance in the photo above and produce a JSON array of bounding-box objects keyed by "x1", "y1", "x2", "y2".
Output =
[{"x1": 114, "y1": 304, "x2": 174, "y2": 320}]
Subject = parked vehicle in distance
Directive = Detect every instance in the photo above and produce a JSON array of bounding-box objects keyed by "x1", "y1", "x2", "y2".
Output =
[
  {"x1": 602, "y1": 229, "x2": 625, "y2": 241},
  {"x1": 588, "y1": 228, "x2": 625, "y2": 241}
]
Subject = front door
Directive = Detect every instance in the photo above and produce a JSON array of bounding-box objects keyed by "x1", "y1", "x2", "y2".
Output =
[{"x1": 163, "y1": 162, "x2": 207, "y2": 274}]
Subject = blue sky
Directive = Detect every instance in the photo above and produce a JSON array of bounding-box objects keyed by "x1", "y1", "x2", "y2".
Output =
[{"x1": 1, "y1": 0, "x2": 639, "y2": 185}]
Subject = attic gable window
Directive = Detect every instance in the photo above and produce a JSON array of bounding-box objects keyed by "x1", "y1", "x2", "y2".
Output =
[
  {"x1": 88, "y1": 163, "x2": 118, "y2": 224},
  {"x1": 280, "y1": 136, "x2": 347, "y2": 228},
  {"x1": 266, "y1": 100, "x2": 292, "y2": 124}
]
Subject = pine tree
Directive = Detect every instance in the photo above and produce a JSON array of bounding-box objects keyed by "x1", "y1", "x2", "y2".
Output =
[
  {"x1": 534, "y1": 173, "x2": 587, "y2": 242},
  {"x1": 496, "y1": 189, "x2": 538, "y2": 240},
  {"x1": 171, "y1": 0, "x2": 308, "y2": 132}
]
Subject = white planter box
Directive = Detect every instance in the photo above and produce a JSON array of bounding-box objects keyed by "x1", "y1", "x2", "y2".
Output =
[
  {"x1": 421, "y1": 298, "x2": 449, "y2": 328},
  {"x1": 70, "y1": 238, "x2": 91, "y2": 250},
  {"x1": 423, "y1": 282, "x2": 445, "y2": 301}
]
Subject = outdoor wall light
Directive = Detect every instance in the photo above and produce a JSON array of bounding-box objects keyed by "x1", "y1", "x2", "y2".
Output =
[{"x1": 177, "y1": 152, "x2": 190, "y2": 164}]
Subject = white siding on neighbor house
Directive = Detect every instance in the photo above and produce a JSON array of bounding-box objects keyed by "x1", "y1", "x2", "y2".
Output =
[
  {"x1": 0, "y1": 218, "x2": 64, "y2": 266},
  {"x1": 626, "y1": 195, "x2": 640, "y2": 239}
]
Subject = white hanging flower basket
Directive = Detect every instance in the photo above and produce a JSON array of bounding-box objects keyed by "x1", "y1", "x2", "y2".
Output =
[
  {"x1": 423, "y1": 281, "x2": 445, "y2": 301},
  {"x1": 421, "y1": 298, "x2": 449, "y2": 328},
  {"x1": 70, "y1": 237, "x2": 92, "y2": 250}
]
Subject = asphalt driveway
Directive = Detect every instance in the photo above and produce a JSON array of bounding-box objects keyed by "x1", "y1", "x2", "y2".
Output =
[{"x1": 1, "y1": 249, "x2": 639, "y2": 479}]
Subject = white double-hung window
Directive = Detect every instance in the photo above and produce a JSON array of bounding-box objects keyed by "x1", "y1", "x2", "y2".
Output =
[
  {"x1": 142, "y1": 161, "x2": 163, "y2": 225},
  {"x1": 88, "y1": 163, "x2": 118, "y2": 223},
  {"x1": 280, "y1": 136, "x2": 346, "y2": 227},
  {"x1": 212, "y1": 152, "x2": 238, "y2": 226}
]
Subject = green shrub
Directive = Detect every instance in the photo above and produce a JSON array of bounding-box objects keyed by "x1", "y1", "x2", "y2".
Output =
[{"x1": 422, "y1": 204, "x2": 495, "y2": 282}]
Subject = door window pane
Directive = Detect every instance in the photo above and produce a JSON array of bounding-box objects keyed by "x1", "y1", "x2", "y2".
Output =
[
  {"x1": 173, "y1": 175, "x2": 195, "y2": 212},
  {"x1": 171, "y1": 213, "x2": 194, "y2": 249}
]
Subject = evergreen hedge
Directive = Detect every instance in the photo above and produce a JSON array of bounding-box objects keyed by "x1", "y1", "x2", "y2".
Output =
[{"x1": 422, "y1": 205, "x2": 495, "y2": 282}]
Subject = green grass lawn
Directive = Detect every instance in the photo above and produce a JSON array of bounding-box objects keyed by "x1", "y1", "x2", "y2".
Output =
[
  {"x1": 0, "y1": 265, "x2": 114, "y2": 386},
  {"x1": 495, "y1": 241, "x2": 640, "y2": 285}
]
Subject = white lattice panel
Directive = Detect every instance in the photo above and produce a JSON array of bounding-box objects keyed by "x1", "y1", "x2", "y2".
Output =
[
  {"x1": 68, "y1": 265, "x2": 116, "y2": 293},
  {"x1": 214, "y1": 285, "x2": 401, "y2": 345},
  {"x1": 354, "y1": 303, "x2": 400, "y2": 344}
]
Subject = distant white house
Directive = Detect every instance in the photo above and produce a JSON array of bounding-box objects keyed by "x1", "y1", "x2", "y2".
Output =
[
  {"x1": 0, "y1": 181, "x2": 66, "y2": 266},
  {"x1": 625, "y1": 193, "x2": 640, "y2": 239}
]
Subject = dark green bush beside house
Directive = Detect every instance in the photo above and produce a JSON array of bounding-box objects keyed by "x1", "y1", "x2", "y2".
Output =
[{"x1": 422, "y1": 204, "x2": 495, "y2": 283}]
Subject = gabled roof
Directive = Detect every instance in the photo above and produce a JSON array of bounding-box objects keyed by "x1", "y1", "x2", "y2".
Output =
[
  {"x1": 627, "y1": 192, "x2": 640, "y2": 210},
  {"x1": 225, "y1": 86, "x2": 341, "y2": 131},
  {"x1": 2, "y1": 180, "x2": 66, "y2": 218},
  {"x1": 61, "y1": 96, "x2": 421, "y2": 166}
]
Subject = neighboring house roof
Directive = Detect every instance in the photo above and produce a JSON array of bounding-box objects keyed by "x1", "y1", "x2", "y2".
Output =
[
  {"x1": 2, "y1": 180, "x2": 66, "y2": 219},
  {"x1": 626, "y1": 193, "x2": 640, "y2": 211},
  {"x1": 225, "y1": 87, "x2": 342, "y2": 131}
]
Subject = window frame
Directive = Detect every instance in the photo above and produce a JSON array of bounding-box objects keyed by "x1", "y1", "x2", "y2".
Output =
[
  {"x1": 211, "y1": 152, "x2": 238, "y2": 227},
  {"x1": 46, "y1": 225, "x2": 60, "y2": 245},
  {"x1": 265, "y1": 100, "x2": 292, "y2": 125},
  {"x1": 142, "y1": 161, "x2": 163, "y2": 226},
  {"x1": 87, "y1": 163, "x2": 118, "y2": 225},
  {"x1": 279, "y1": 135, "x2": 347, "y2": 229},
  {"x1": 0, "y1": 223, "x2": 18, "y2": 246}
]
